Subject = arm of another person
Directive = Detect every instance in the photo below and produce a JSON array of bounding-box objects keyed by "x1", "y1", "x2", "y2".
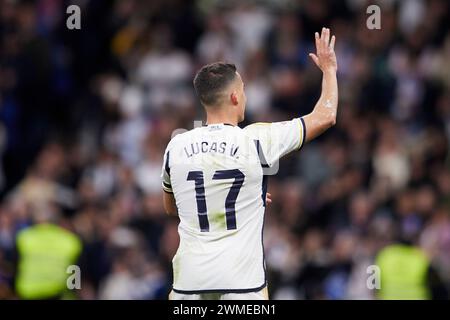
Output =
[{"x1": 302, "y1": 27, "x2": 339, "y2": 142}]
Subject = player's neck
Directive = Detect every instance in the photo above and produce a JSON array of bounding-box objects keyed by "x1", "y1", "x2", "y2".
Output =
[{"x1": 205, "y1": 110, "x2": 238, "y2": 126}]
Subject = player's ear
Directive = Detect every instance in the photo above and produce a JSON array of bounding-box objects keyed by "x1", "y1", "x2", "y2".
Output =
[{"x1": 230, "y1": 92, "x2": 238, "y2": 105}]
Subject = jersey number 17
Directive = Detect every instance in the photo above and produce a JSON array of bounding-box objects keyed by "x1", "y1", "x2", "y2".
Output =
[{"x1": 187, "y1": 169, "x2": 244, "y2": 232}]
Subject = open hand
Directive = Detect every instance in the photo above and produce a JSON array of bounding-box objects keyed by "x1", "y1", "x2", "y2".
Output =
[{"x1": 309, "y1": 27, "x2": 337, "y2": 73}]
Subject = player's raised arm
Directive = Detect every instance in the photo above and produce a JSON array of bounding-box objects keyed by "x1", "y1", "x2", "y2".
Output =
[{"x1": 303, "y1": 27, "x2": 338, "y2": 142}]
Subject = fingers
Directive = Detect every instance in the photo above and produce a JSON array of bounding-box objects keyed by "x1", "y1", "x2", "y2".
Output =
[
  {"x1": 312, "y1": 28, "x2": 336, "y2": 69},
  {"x1": 266, "y1": 192, "x2": 272, "y2": 204},
  {"x1": 320, "y1": 28, "x2": 328, "y2": 51},
  {"x1": 330, "y1": 35, "x2": 336, "y2": 51},
  {"x1": 325, "y1": 28, "x2": 330, "y2": 47},
  {"x1": 318, "y1": 28, "x2": 335, "y2": 51},
  {"x1": 315, "y1": 32, "x2": 320, "y2": 51},
  {"x1": 319, "y1": 28, "x2": 325, "y2": 51}
]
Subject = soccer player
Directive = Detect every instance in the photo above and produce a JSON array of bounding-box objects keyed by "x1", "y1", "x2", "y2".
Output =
[{"x1": 162, "y1": 28, "x2": 338, "y2": 300}]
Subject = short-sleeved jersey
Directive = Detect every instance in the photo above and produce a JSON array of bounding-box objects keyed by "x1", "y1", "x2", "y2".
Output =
[{"x1": 161, "y1": 118, "x2": 306, "y2": 293}]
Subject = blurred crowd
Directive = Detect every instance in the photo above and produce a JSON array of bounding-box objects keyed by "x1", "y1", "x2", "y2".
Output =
[{"x1": 0, "y1": 0, "x2": 450, "y2": 299}]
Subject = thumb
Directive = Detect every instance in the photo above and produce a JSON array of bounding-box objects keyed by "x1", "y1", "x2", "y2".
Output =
[{"x1": 309, "y1": 53, "x2": 320, "y2": 67}]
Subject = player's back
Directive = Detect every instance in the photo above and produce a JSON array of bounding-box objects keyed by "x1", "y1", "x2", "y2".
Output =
[
  {"x1": 162, "y1": 117, "x2": 305, "y2": 293},
  {"x1": 162, "y1": 123, "x2": 266, "y2": 293}
]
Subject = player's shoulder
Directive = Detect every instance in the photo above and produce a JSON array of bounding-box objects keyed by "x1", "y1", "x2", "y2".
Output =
[
  {"x1": 244, "y1": 119, "x2": 299, "y2": 132},
  {"x1": 243, "y1": 118, "x2": 302, "y2": 140},
  {"x1": 242, "y1": 122, "x2": 272, "y2": 139},
  {"x1": 165, "y1": 127, "x2": 203, "y2": 149},
  {"x1": 243, "y1": 122, "x2": 272, "y2": 131}
]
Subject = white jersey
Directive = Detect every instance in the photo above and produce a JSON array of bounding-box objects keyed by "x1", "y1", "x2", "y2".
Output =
[{"x1": 161, "y1": 118, "x2": 306, "y2": 293}]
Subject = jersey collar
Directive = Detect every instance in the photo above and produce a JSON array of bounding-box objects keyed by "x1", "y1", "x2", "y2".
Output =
[{"x1": 204, "y1": 123, "x2": 236, "y2": 127}]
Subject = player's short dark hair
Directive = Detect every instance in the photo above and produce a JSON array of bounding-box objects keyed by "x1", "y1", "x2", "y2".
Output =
[{"x1": 193, "y1": 62, "x2": 237, "y2": 106}]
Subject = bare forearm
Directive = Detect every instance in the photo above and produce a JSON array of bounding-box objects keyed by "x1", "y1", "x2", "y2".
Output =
[
  {"x1": 316, "y1": 69, "x2": 338, "y2": 125},
  {"x1": 163, "y1": 192, "x2": 178, "y2": 216},
  {"x1": 303, "y1": 70, "x2": 338, "y2": 142},
  {"x1": 303, "y1": 28, "x2": 338, "y2": 143}
]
